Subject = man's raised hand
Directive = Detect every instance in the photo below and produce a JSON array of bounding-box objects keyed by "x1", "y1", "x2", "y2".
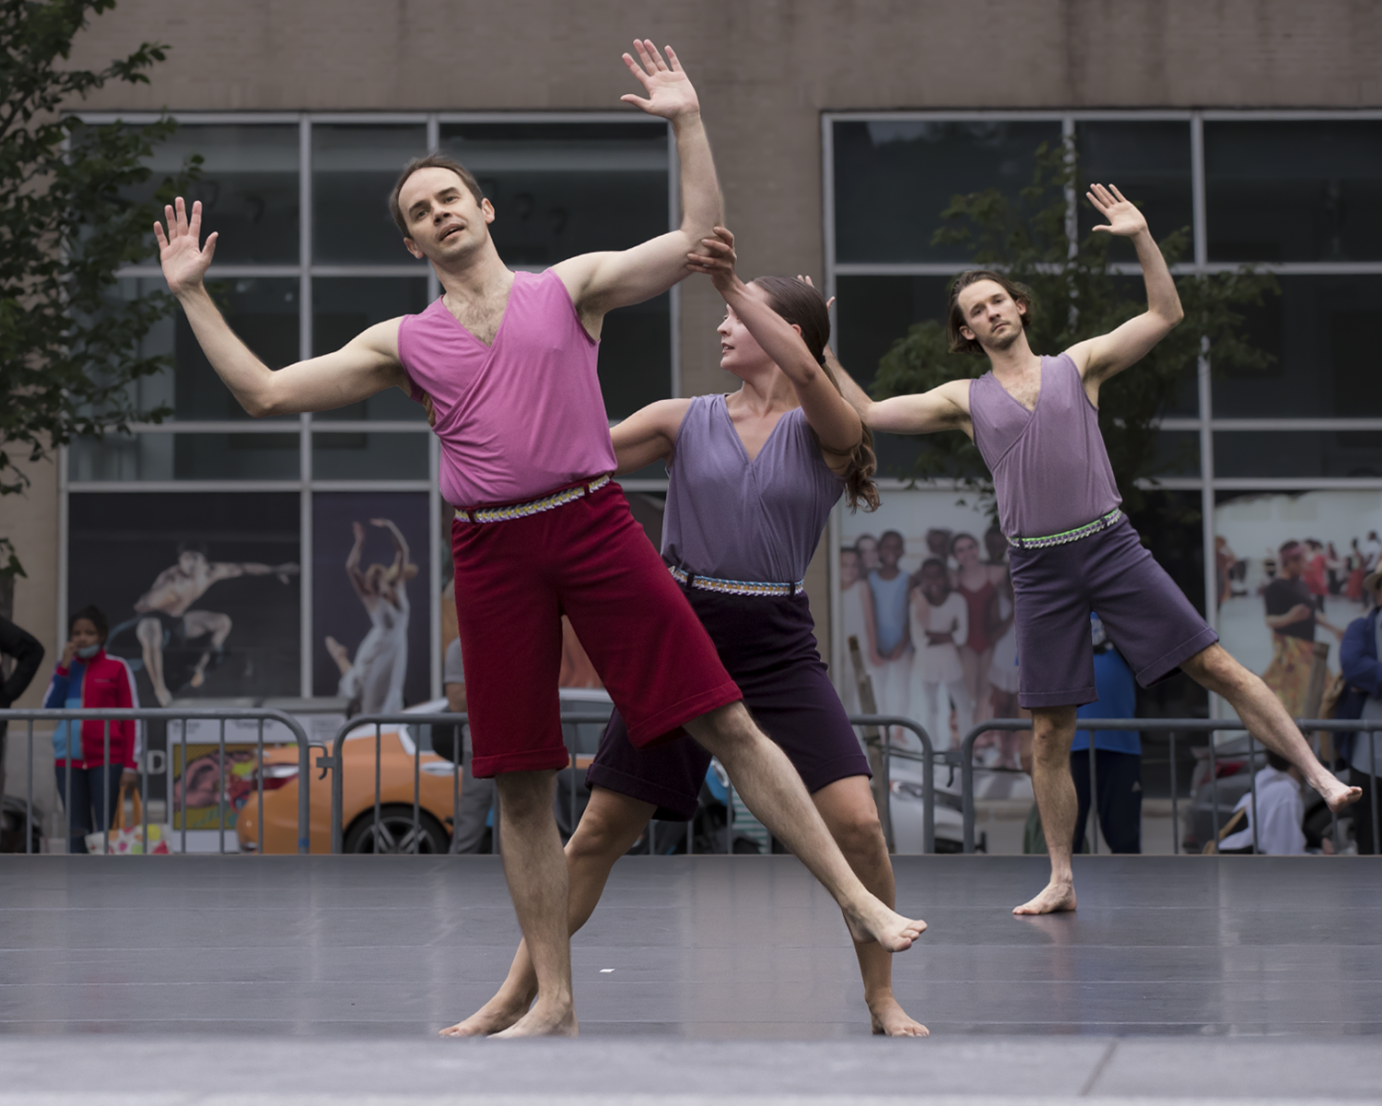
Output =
[
  {"x1": 620, "y1": 40, "x2": 699, "y2": 121},
  {"x1": 154, "y1": 197, "x2": 217, "y2": 296},
  {"x1": 1087, "y1": 183, "x2": 1148, "y2": 239}
]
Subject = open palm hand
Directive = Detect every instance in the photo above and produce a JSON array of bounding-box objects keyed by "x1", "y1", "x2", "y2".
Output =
[
  {"x1": 1087, "y1": 183, "x2": 1147, "y2": 238},
  {"x1": 620, "y1": 40, "x2": 700, "y2": 120},
  {"x1": 154, "y1": 197, "x2": 217, "y2": 295}
]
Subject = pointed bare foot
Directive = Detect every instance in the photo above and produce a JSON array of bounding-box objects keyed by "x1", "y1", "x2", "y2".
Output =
[
  {"x1": 324, "y1": 635, "x2": 350, "y2": 672},
  {"x1": 846, "y1": 900, "x2": 927, "y2": 952},
  {"x1": 189, "y1": 669, "x2": 205, "y2": 688},
  {"x1": 439, "y1": 993, "x2": 531, "y2": 1038},
  {"x1": 489, "y1": 1002, "x2": 577, "y2": 1039},
  {"x1": 1013, "y1": 881, "x2": 1076, "y2": 916},
  {"x1": 1321, "y1": 779, "x2": 1362, "y2": 814},
  {"x1": 869, "y1": 995, "x2": 930, "y2": 1037}
]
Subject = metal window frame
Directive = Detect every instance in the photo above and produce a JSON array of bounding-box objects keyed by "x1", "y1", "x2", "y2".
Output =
[
  {"x1": 823, "y1": 107, "x2": 1382, "y2": 685},
  {"x1": 61, "y1": 110, "x2": 677, "y2": 701}
]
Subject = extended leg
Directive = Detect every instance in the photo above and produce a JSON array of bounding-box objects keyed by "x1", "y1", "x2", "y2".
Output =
[
  {"x1": 1181, "y1": 644, "x2": 1361, "y2": 812},
  {"x1": 812, "y1": 776, "x2": 928, "y2": 1038},
  {"x1": 685, "y1": 702, "x2": 925, "y2": 952},
  {"x1": 183, "y1": 610, "x2": 232, "y2": 689},
  {"x1": 1015, "y1": 705, "x2": 1079, "y2": 915},
  {"x1": 485, "y1": 770, "x2": 577, "y2": 1038},
  {"x1": 135, "y1": 617, "x2": 172, "y2": 708},
  {"x1": 441, "y1": 787, "x2": 653, "y2": 1037}
]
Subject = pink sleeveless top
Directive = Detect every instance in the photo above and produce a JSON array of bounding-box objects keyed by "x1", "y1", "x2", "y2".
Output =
[{"x1": 397, "y1": 269, "x2": 617, "y2": 507}]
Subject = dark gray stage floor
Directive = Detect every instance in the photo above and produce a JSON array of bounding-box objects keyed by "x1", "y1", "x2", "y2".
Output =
[{"x1": 2, "y1": 854, "x2": 1379, "y2": 1039}]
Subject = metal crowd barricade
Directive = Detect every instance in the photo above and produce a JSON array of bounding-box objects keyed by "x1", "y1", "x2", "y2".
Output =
[
  {"x1": 0, "y1": 708, "x2": 314, "y2": 855},
  {"x1": 847, "y1": 715, "x2": 937, "y2": 855},
  {"x1": 322, "y1": 711, "x2": 613, "y2": 855},
  {"x1": 957, "y1": 717, "x2": 1382, "y2": 856}
]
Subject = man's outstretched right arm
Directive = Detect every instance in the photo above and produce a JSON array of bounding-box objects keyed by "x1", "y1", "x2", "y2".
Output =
[
  {"x1": 158, "y1": 198, "x2": 409, "y2": 417},
  {"x1": 825, "y1": 347, "x2": 973, "y2": 437}
]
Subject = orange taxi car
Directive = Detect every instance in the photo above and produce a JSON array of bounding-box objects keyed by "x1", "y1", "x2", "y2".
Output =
[{"x1": 237, "y1": 699, "x2": 461, "y2": 854}]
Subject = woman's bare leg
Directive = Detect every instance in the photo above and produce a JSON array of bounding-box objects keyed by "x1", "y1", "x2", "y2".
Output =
[
  {"x1": 440, "y1": 787, "x2": 655, "y2": 1037},
  {"x1": 811, "y1": 776, "x2": 928, "y2": 1037}
]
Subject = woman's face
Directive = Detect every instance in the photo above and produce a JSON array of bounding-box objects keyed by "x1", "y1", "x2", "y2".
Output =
[
  {"x1": 856, "y1": 537, "x2": 880, "y2": 571},
  {"x1": 70, "y1": 619, "x2": 102, "y2": 650},
  {"x1": 953, "y1": 537, "x2": 979, "y2": 568},
  {"x1": 840, "y1": 551, "x2": 860, "y2": 588},
  {"x1": 716, "y1": 285, "x2": 776, "y2": 378}
]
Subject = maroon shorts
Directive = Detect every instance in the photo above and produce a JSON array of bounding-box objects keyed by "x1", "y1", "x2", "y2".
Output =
[{"x1": 451, "y1": 477, "x2": 742, "y2": 777}]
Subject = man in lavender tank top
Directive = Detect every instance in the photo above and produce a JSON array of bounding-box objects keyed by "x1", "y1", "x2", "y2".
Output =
[
  {"x1": 155, "y1": 41, "x2": 923, "y2": 1038},
  {"x1": 837, "y1": 184, "x2": 1361, "y2": 916}
]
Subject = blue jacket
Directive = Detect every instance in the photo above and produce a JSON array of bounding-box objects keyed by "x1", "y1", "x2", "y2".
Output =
[{"x1": 1338, "y1": 608, "x2": 1381, "y2": 753}]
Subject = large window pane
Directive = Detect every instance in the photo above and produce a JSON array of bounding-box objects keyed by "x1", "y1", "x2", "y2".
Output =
[
  {"x1": 313, "y1": 278, "x2": 430, "y2": 421},
  {"x1": 1076, "y1": 122, "x2": 1193, "y2": 263},
  {"x1": 312, "y1": 432, "x2": 429, "y2": 480},
  {"x1": 833, "y1": 120, "x2": 1061, "y2": 264},
  {"x1": 597, "y1": 291, "x2": 672, "y2": 421},
  {"x1": 69, "y1": 431, "x2": 300, "y2": 481},
  {"x1": 1206, "y1": 121, "x2": 1382, "y2": 262},
  {"x1": 174, "y1": 278, "x2": 300, "y2": 420},
  {"x1": 1212, "y1": 275, "x2": 1382, "y2": 417},
  {"x1": 438, "y1": 121, "x2": 668, "y2": 265},
  {"x1": 138, "y1": 125, "x2": 300, "y2": 264},
  {"x1": 312, "y1": 124, "x2": 429, "y2": 265},
  {"x1": 1215, "y1": 431, "x2": 1382, "y2": 479}
]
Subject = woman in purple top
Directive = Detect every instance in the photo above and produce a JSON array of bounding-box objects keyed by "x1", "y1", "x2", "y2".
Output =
[{"x1": 450, "y1": 229, "x2": 928, "y2": 1039}]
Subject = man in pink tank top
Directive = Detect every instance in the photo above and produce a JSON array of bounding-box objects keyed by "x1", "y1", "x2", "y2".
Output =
[
  {"x1": 835, "y1": 184, "x2": 1360, "y2": 915},
  {"x1": 155, "y1": 41, "x2": 924, "y2": 1038}
]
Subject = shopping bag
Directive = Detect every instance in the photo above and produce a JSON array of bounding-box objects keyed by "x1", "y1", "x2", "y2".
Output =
[{"x1": 85, "y1": 786, "x2": 171, "y2": 855}]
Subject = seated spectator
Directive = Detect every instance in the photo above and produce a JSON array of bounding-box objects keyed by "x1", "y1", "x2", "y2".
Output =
[
  {"x1": 1339, "y1": 567, "x2": 1382, "y2": 855},
  {"x1": 1217, "y1": 751, "x2": 1306, "y2": 855}
]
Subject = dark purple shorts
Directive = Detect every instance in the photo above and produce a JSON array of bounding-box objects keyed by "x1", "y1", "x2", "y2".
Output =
[
  {"x1": 1009, "y1": 517, "x2": 1218, "y2": 710},
  {"x1": 585, "y1": 586, "x2": 871, "y2": 821}
]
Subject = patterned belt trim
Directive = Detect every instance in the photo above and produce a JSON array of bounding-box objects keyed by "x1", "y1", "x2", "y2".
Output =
[
  {"x1": 1006, "y1": 508, "x2": 1122, "y2": 551},
  {"x1": 669, "y1": 565, "x2": 806, "y2": 598},
  {"x1": 455, "y1": 474, "x2": 612, "y2": 524}
]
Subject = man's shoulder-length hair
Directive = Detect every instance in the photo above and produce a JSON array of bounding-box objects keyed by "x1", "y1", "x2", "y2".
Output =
[{"x1": 946, "y1": 269, "x2": 1037, "y2": 355}]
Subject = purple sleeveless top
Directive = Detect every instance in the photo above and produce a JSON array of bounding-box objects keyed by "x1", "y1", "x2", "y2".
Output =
[
  {"x1": 968, "y1": 353, "x2": 1121, "y2": 539},
  {"x1": 661, "y1": 395, "x2": 843, "y2": 583}
]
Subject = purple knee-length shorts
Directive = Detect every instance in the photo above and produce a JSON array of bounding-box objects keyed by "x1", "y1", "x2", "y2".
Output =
[
  {"x1": 585, "y1": 585, "x2": 870, "y2": 821},
  {"x1": 1009, "y1": 517, "x2": 1218, "y2": 709}
]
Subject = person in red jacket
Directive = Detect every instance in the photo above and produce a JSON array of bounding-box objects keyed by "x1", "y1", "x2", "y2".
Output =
[{"x1": 43, "y1": 606, "x2": 141, "y2": 853}]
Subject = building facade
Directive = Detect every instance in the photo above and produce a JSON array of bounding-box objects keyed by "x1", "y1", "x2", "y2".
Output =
[{"x1": 5, "y1": 1, "x2": 1380, "y2": 730}]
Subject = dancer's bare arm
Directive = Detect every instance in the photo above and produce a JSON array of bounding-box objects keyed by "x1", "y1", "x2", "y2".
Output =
[
  {"x1": 827, "y1": 348, "x2": 973, "y2": 437},
  {"x1": 1066, "y1": 184, "x2": 1184, "y2": 396},
  {"x1": 156, "y1": 198, "x2": 409, "y2": 417},
  {"x1": 372, "y1": 518, "x2": 412, "y2": 573},
  {"x1": 689, "y1": 228, "x2": 862, "y2": 458},
  {"x1": 610, "y1": 398, "x2": 693, "y2": 474},
  {"x1": 553, "y1": 41, "x2": 721, "y2": 331}
]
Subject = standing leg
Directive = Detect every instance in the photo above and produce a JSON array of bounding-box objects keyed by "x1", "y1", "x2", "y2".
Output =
[
  {"x1": 55, "y1": 764, "x2": 93, "y2": 854},
  {"x1": 136, "y1": 617, "x2": 172, "y2": 707},
  {"x1": 1181, "y1": 644, "x2": 1361, "y2": 812},
  {"x1": 685, "y1": 703, "x2": 926, "y2": 951},
  {"x1": 1014, "y1": 705, "x2": 1079, "y2": 915},
  {"x1": 812, "y1": 776, "x2": 928, "y2": 1037},
  {"x1": 1097, "y1": 750, "x2": 1142, "y2": 855},
  {"x1": 486, "y1": 770, "x2": 577, "y2": 1038},
  {"x1": 442, "y1": 787, "x2": 653, "y2": 1036}
]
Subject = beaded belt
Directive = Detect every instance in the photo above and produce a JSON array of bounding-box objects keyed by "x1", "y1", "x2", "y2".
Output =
[
  {"x1": 1006, "y1": 508, "x2": 1122, "y2": 551},
  {"x1": 669, "y1": 564, "x2": 806, "y2": 598},
  {"x1": 454, "y1": 474, "x2": 612, "y2": 524}
]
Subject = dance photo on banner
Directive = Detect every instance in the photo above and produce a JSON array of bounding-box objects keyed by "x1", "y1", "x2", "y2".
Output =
[
  {"x1": 836, "y1": 488, "x2": 1024, "y2": 777},
  {"x1": 68, "y1": 493, "x2": 302, "y2": 706},
  {"x1": 312, "y1": 492, "x2": 431, "y2": 712},
  {"x1": 1214, "y1": 490, "x2": 1382, "y2": 718}
]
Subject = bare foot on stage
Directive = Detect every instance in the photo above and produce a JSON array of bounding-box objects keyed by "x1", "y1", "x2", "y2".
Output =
[
  {"x1": 1013, "y1": 881, "x2": 1077, "y2": 916},
  {"x1": 869, "y1": 995, "x2": 930, "y2": 1038},
  {"x1": 846, "y1": 903, "x2": 927, "y2": 952},
  {"x1": 1321, "y1": 778, "x2": 1362, "y2": 814},
  {"x1": 439, "y1": 993, "x2": 531, "y2": 1038},
  {"x1": 489, "y1": 1003, "x2": 578, "y2": 1039}
]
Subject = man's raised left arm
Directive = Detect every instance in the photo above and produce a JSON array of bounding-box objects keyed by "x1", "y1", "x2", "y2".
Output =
[
  {"x1": 553, "y1": 41, "x2": 721, "y2": 331},
  {"x1": 1066, "y1": 184, "x2": 1184, "y2": 389}
]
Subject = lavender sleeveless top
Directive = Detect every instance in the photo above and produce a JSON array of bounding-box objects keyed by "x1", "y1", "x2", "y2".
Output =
[
  {"x1": 661, "y1": 395, "x2": 843, "y2": 583},
  {"x1": 397, "y1": 269, "x2": 616, "y2": 507},
  {"x1": 968, "y1": 353, "x2": 1121, "y2": 539}
]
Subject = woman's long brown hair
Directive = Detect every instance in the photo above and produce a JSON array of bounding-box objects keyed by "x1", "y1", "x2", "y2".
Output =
[{"x1": 751, "y1": 276, "x2": 880, "y2": 512}]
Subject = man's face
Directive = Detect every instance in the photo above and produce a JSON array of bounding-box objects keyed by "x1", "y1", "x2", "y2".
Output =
[
  {"x1": 1281, "y1": 547, "x2": 1305, "y2": 578},
  {"x1": 879, "y1": 534, "x2": 903, "y2": 568},
  {"x1": 178, "y1": 551, "x2": 205, "y2": 574},
  {"x1": 957, "y1": 280, "x2": 1026, "y2": 353},
  {"x1": 398, "y1": 168, "x2": 494, "y2": 264}
]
